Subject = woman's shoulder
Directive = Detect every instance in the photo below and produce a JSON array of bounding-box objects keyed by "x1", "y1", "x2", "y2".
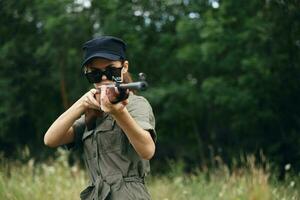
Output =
[
  {"x1": 127, "y1": 93, "x2": 152, "y2": 110},
  {"x1": 128, "y1": 93, "x2": 148, "y2": 102}
]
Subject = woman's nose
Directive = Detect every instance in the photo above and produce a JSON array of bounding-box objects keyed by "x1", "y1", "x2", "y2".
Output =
[{"x1": 102, "y1": 75, "x2": 107, "y2": 80}]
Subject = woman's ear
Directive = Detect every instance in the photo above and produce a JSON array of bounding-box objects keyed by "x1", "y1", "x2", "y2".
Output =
[{"x1": 122, "y1": 60, "x2": 129, "y2": 74}]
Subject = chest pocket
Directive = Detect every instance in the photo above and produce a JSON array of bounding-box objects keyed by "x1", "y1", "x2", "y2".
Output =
[
  {"x1": 82, "y1": 129, "x2": 95, "y2": 159},
  {"x1": 95, "y1": 117, "x2": 123, "y2": 153}
]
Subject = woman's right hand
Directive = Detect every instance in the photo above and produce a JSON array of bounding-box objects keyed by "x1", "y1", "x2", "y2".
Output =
[
  {"x1": 44, "y1": 88, "x2": 101, "y2": 147},
  {"x1": 79, "y1": 89, "x2": 104, "y2": 130},
  {"x1": 79, "y1": 88, "x2": 101, "y2": 110}
]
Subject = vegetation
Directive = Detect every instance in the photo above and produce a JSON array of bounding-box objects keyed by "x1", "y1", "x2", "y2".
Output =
[
  {"x1": 1, "y1": 1, "x2": 299, "y2": 199},
  {"x1": 1, "y1": 0, "x2": 300, "y2": 177},
  {"x1": 0, "y1": 149, "x2": 299, "y2": 200}
]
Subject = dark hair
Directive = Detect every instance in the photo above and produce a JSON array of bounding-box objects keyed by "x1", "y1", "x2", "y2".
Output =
[
  {"x1": 122, "y1": 70, "x2": 137, "y2": 94},
  {"x1": 123, "y1": 71, "x2": 133, "y2": 84}
]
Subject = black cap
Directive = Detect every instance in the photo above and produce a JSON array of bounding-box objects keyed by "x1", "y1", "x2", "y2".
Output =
[{"x1": 82, "y1": 36, "x2": 127, "y2": 67}]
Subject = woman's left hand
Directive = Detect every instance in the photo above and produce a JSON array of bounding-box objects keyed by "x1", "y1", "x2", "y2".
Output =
[{"x1": 100, "y1": 85, "x2": 129, "y2": 115}]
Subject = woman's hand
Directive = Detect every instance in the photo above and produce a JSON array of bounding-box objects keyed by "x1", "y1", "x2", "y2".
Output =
[
  {"x1": 100, "y1": 85, "x2": 129, "y2": 115},
  {"x1": 44, "y1": 88, "x2": 101, "y2": 147},
  {"x1": 79, "y1": 88, "x2": 101, "y2": 110}
]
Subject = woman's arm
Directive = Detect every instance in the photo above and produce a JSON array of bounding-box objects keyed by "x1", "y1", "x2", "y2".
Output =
[
  {"x1": 100, "y1": 86, "x2": 155, "y2": 160},
  {"x1": 44, "y1": 89, "x2": 100, "y2": 147},
  {"x1": 112, "y1": 109, "x2": 155, "y2": 160}
]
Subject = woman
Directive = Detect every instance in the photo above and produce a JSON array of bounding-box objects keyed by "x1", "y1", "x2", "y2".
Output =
[{"x1": 44, "y1": 36, "x2": 156, "y2": 200}]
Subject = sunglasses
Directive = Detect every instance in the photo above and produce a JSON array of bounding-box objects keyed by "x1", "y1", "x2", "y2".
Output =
[{"x1": 84, "y1": 65, "x2": 123, "y2": 83}]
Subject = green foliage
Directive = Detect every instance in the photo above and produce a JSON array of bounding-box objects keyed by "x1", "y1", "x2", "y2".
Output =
[
  {"x1": 0, "y1": 151, "x2": 299, "y2": 200},
  {"x1": 0, "y1": 0, "x2": 300, "y2": 174}
]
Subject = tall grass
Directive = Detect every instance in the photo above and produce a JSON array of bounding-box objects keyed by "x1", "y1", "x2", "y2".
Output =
[
  {"x1": 149, "y1": 158, "x2": 299, "y2": 200},
  {"x1": 0, "y1": 149, "x2": 299, "y2": 200}
]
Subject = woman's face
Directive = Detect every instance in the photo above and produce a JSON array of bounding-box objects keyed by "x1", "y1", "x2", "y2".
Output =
[{"x1": 84, "y1": 58, "x2": 128, "y2": 88}]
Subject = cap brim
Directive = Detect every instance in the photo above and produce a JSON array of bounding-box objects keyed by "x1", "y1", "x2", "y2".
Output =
[{"x1": 81, "y1": 52, "x2": 122, "y2": 67}]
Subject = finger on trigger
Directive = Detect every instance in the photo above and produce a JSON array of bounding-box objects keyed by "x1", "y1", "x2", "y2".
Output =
[
  {"x1": 94, "y1": 88, "x2": 100, "y2": 94},
  {"x1": 87, "y1": 94, "x2": 100, "y2": 108}
]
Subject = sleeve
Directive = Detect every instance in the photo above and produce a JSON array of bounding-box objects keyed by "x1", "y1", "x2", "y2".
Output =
[
  {"x1": 65, "y1": 115, "x2": 86, "y2": 150},
  {"x1": 127, "y1": 96, "x2": 157, "y2": 143}
]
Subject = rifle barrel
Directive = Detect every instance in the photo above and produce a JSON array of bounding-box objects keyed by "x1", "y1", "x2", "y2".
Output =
[
  {"x1": 105, "y1": 81, "x2": 148, "y2": 91},
  {"x1": 119, "y1": 81, "x2": 148, "y2": 91}
]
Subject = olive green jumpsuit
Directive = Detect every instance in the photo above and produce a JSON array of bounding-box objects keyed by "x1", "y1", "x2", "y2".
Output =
[{"x1": 68, "y1": 93, "x2": 156, "y2": 200}]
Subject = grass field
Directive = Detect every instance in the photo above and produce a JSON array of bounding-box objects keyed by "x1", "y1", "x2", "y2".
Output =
[{"x1": 0, "y1": 149, "x2": 299, "y2": 200}]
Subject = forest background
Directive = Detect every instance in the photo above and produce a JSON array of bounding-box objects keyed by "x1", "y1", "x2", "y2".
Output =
[{"x1": 0, "y1": 0, "x2": 299, "y2": 183}]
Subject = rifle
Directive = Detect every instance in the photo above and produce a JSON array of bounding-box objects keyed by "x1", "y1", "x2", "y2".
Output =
[{"x1": 85, "y1": 73, "x2": 148, "y2": 130}]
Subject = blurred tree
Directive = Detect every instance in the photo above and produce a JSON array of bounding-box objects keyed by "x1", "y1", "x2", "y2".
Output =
[
  {"x1": 0, "y1": 0, "x2": 92, "y2": 158},
  {"x1": 0, "y1": 0, "x2": 299, "y2": 175}
]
